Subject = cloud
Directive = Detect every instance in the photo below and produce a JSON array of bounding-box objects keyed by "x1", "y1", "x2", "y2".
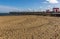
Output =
[
  {"x1": 46, "y1": 0, "x2": 59, "y2": 4},
  {"x1": 43, "y1": 1, "x2": 48, "y2": 3},
  {"x1": 0, "y1": 5, "x2": 21, "y2": 13}
]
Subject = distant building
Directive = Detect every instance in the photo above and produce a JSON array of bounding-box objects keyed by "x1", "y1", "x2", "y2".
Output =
[
  {"x1": 46, "y1": 9, "x2": 50, "y2": 13},
  {"x1": 53, "y1": 8, "x2": 59, "y2": 13}
]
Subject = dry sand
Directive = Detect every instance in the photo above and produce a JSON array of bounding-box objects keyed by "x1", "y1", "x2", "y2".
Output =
[{"x1": 0, "y1": 15, "x2": 60, "y2": 39}]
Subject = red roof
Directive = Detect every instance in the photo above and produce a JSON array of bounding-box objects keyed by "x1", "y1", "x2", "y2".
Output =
[{"x1": 53, "y1": 8, "x2": 59, "y2": 9}]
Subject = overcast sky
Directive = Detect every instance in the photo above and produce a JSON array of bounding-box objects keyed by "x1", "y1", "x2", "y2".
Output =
[{"x1": 0, "y1": 0, "x2": 60, "y2": 12}]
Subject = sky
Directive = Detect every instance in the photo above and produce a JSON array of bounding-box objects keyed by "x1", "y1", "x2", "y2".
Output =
[{"x1": 0, "y1": 0, "x2": 60, "y2": 12}]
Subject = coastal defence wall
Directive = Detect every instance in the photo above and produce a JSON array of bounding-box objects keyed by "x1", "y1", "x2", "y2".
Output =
[
  {"x1": 9, "y1": 12, "x2": 60, "y2": 16},
  {"x1": 9, "y1": 12, "x2": 42, "y2": 15},
  {"x1": 9, "y1": 12, "x2": 52, "y2": 16}
]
